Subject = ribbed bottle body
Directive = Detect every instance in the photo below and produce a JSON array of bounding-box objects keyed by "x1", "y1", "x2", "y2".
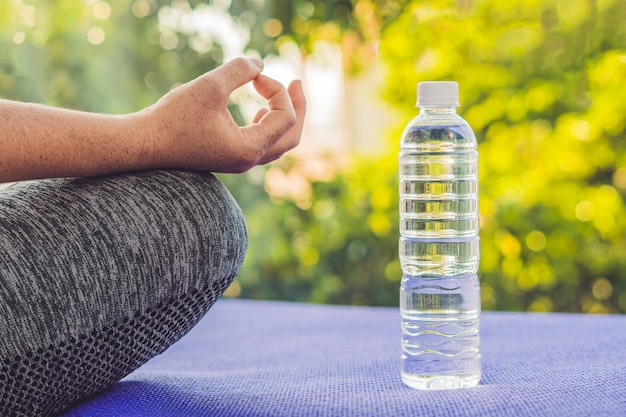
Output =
[{"x1": 399, "y1": 113, "x2": 481, "y2": 390}]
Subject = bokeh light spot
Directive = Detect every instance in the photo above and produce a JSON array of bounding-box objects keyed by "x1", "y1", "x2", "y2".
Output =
[
  {"x1": 132, "y1": 0, "x2": 151, "y2": 18},
  {"x1": 13, "y1": 32, "x2": 26, "y2": 45},
  {"x1": 571, "y1": 119, "x2": 591, "y2": 141},
  {"x1": 526, "y1": 231, "x2": 547, "y2": 252},
  {"x1": 612, "y1": 168, "x2": 626, "y2": 190},
  {"x1": 263, "y1": 18, "x2": 283, "y2": 38},
  {"x1": 592, "y1": 278, "x2": 613, "y2": 301},
  {"x1": 575, "y1": 201, "x2": 595, "y2": 222},
  {"x1": 93, "y1": 1, "x2": 112, "y2": 20},
  {"x1": 87, "y1": 27, "x2": 106, "y2": 45}
]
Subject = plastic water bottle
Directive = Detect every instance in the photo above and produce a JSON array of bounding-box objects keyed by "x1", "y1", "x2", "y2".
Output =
[{"x1": 399, "y1": 81, "x2": 481, "y2": 390}]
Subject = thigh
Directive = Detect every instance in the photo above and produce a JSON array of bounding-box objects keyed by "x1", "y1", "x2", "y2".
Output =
[{"x1": 0, "y1": 170, "x2": 247, "y2": 416}]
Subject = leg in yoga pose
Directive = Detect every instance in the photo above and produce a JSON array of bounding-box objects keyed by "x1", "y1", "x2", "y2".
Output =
[
  {"x1": 0, "y1": 170, "x2": 246, "y2": 416},
  {"x1": 0, "y1": 57, "x2": 305, "y2": 416}
]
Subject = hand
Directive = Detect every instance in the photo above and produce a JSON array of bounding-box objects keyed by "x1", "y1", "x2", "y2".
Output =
[{"x1": 144, "y1": 57, "x2": 306, "y2": 174}]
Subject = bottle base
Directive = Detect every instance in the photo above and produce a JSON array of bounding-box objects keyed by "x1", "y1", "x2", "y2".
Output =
[{"x1": 401, "y1": 372, "x2": 480, "y2": 390}]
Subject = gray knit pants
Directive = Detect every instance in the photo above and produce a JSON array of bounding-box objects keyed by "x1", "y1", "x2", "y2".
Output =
[{"x1": 0, "y1": 170, "x2": 248, "y2": 416}]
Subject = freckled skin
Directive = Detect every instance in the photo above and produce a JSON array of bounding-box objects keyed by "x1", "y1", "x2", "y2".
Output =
[{"x1": 0, "y1": 57, "x2": 306, "y2": 182}]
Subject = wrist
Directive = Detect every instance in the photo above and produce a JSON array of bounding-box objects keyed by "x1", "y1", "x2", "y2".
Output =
[{"x1": 130, "y1": 106, "x2": 169, "y2": 170}]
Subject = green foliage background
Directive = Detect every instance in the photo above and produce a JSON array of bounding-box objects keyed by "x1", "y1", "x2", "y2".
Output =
[{"x1": 1, "y1": 0, "x2": 625, "y2": 313}]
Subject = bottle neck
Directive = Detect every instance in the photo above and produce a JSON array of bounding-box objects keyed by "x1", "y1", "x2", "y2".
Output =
[{"x1": 419, "y1": 106, "x2": 457, "y2": 115}]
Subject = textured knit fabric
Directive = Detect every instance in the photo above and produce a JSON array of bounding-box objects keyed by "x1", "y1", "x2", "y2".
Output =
[
  {"x1": 63, "y1": 299, "x2": 626, "y2": 417},
  {"x1": 0, "y1": 170, "x2": 247, "y2": 416}
]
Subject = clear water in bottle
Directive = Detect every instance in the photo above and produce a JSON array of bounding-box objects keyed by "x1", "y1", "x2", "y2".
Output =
[{"x1": 399, "y1": 82, "x2": 481, "y2": 390}]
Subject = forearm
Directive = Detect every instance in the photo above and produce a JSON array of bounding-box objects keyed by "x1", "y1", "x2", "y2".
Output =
[
  {"x1": 0, "y1": 58, "x2": 305, "y2": 182},
  {"x1": 0, "y1": 99, "x2": 155, "y2": 182}
]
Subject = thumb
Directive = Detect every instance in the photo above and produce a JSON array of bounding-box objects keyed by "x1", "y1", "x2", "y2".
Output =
[{"x1": 203, "y1": 57, "x2": 264, "y2": 96}]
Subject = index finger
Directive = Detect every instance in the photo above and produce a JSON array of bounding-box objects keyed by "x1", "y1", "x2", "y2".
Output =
[
  {"x1": 242, "y1": 74, "x2": 297, "y2": 148},
  {"x1": 258, "y1": 79, "x2": 306, "y2": 164},
  {"x1": 195, "y1": 57, "x2": 265, "y2": 102}
]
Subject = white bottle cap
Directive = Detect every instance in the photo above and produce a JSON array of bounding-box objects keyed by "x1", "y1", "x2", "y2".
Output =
[{"x1": 417, "y1": 81, "x2": 459, "y2": 107}]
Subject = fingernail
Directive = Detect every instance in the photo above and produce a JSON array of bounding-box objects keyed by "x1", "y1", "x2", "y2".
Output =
[{"x1": 250, "y1": 57, "x2": 264, "y2": 69}]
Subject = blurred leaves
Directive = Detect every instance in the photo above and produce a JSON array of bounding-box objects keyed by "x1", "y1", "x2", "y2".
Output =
[
  {"x1": 220, "y1": 152, "x2": 401, "y2": 306},
  {"x1": 237, "y1": 0, "x2": 626, "y2": 313},
  {"x1": 2, "y1": 0, "x2": 626, "y2": 313},
  {"x1": 0, "y1": 0, "x2": 225, "y2": 112},
  {"x1": 377, "y1": 0, "x2": 626, "y2": 313}
]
